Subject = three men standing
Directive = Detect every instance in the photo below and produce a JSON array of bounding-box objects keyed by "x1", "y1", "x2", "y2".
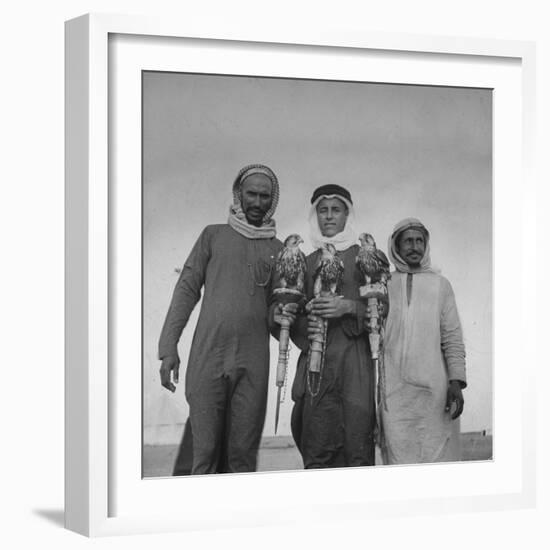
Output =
[{"x1": 159, "y1": 170, "x2": 467, "y2": 472}]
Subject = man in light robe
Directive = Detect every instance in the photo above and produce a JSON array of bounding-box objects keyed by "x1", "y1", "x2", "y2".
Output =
[
  {"x1": 381, "y1": 218, "x2": 466, "y2": 464},
  {"x1": 158, "y1": 164, "x2": 283, "y2": 474},
  {"x1": 272, "y1": 184, "x2": 376, "y2": 468}
]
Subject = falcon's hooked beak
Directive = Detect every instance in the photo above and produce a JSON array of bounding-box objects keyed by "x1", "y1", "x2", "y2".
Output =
[{"x1": 359, "y1": 233, "x2": 376, "y2": 247}]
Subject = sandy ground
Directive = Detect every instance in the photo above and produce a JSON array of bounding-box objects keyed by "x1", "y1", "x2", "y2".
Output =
[{"x1": 143, "y1": 432, "x2": 492, "y2": 478}]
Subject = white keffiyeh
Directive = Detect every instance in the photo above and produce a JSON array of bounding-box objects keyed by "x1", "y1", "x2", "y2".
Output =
[{"x1": 308, "y1": 194, "x2": 357, "y2": 251}]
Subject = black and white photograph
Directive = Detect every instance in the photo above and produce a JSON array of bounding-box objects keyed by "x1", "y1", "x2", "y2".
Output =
[
  {"x1": 142, "y1": 71, "x2": 492, "y2": 477},
  {"x1": 4, "y1": 0, "x2": 546, "y2": 545}
]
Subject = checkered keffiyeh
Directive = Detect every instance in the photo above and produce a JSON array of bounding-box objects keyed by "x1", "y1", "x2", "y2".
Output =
[{"x1": 228, "y1": 164, "x2": 279, "y2": 239}]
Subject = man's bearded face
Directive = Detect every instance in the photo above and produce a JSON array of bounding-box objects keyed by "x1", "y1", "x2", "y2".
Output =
[
  {"x1": 397, "y1": 229, "x2": 426, "y2": 267},
  {"x1": 240, "y1": 174, "x2": 273, "y2": 227}
]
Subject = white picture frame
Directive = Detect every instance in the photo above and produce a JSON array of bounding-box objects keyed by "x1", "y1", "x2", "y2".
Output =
[{"x1": 65, "y1": 13, "x2": 536, "y2": 537}]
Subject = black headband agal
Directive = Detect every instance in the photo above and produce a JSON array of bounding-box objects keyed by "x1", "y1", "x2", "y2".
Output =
[{"x1": 311, "y1": 184, "x2": 353, "y2": 205}]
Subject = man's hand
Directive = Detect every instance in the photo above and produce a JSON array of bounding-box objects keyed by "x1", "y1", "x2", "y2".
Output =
[
  {"x1": 445, "y1": 380, "x2": 464, "y2": 420},
  {"x1": 160, "y1": 355, "x2": 180, "y2": 393},
  {"x1": 308, "y1": 296, "x2": 354, "y2": 319},
  {"x1": 306, "y1": 314, "x2": 324, "y2": 339},
  {"x1": 273, "y1": 302, "x2": 299, "y2": 325}
]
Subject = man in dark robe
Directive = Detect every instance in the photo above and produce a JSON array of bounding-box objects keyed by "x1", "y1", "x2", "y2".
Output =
[
  {"x1": 272, "y1": 185, "x2": 376, "y2": 468},
  {"x1": 159, "y1": 164, "x2": 282, "y2": 474}
]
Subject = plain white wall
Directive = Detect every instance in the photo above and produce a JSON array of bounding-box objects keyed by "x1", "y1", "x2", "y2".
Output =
[{"x1": 143, "y1": 73, "x2": 492, "y2": 443}]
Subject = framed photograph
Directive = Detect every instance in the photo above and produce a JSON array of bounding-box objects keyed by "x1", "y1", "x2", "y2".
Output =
[{"x1": 65, "y1": 13, "x2": 536, "y2": 536}]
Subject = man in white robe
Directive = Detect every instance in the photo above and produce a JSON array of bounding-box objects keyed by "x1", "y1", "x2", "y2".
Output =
[{"x1": 381, "y1": 218, "x2": 466, "y2": 464}]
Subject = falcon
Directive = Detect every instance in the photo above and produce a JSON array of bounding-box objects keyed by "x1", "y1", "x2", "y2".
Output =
[
  {"x1": 356, "y1": 233, "x2": 391, "y2": 286},
  {"x1": 313, "y1": 243, "x2": 344, "y2": 297},
  {"x1": 275, "y1": 234, "x2": 307, "y2": 292}
]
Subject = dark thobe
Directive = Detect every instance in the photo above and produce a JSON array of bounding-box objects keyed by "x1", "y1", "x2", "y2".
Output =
[
  {"x1": 288, "y1": 245, "x2": 376, "y2": 468},
  {"x1": 159, "y1": 224, "x2": 282, "y2": 474}
]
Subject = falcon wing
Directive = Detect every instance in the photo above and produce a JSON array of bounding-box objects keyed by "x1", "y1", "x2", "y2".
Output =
[
  {"x1": 320, "y1": 255, "x2": 344, "y2": 294},
  {"x1": 356, "y1": 247, "x2": 370, "y2": 280},
  {"x1": 276, "y1": 247, "x2": 307, "y2": 290},
  {"x1": 374, "y1": 248, "x2": 390, "y2": 274},
  {"x1": 275, "y1": 246, "x2": 287, "y2": 272}
]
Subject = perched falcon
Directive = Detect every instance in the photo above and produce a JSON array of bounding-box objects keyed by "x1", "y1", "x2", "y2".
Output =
[
  {"x1": 313, "y1": 243, "x2": 344, "y2": 297},
  {"x1": 275, "y1": 234, "x2": 307, "y2": 292},
  {"x1": 356, "y1": 233, "x2": 391, "y2": 286}
]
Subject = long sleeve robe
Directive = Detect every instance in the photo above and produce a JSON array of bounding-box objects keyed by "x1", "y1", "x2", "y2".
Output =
[
  {"x1": 381, "y1": 271, "x2": 466, "y2": 464},
  {"x1": 158, "y1": 224, "x2": 282, "y2": 473}
]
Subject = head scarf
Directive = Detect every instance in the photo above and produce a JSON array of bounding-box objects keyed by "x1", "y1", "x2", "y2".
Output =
[
  {"x1": 309, "y1": 185, "x2": 357, "y2": 251},
  {"x1": 388, "y1": 217, "x2": 439, "y2": 274},
  {"x1": 228, "y1": 164, "x2": 279, "y2": 239}
]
